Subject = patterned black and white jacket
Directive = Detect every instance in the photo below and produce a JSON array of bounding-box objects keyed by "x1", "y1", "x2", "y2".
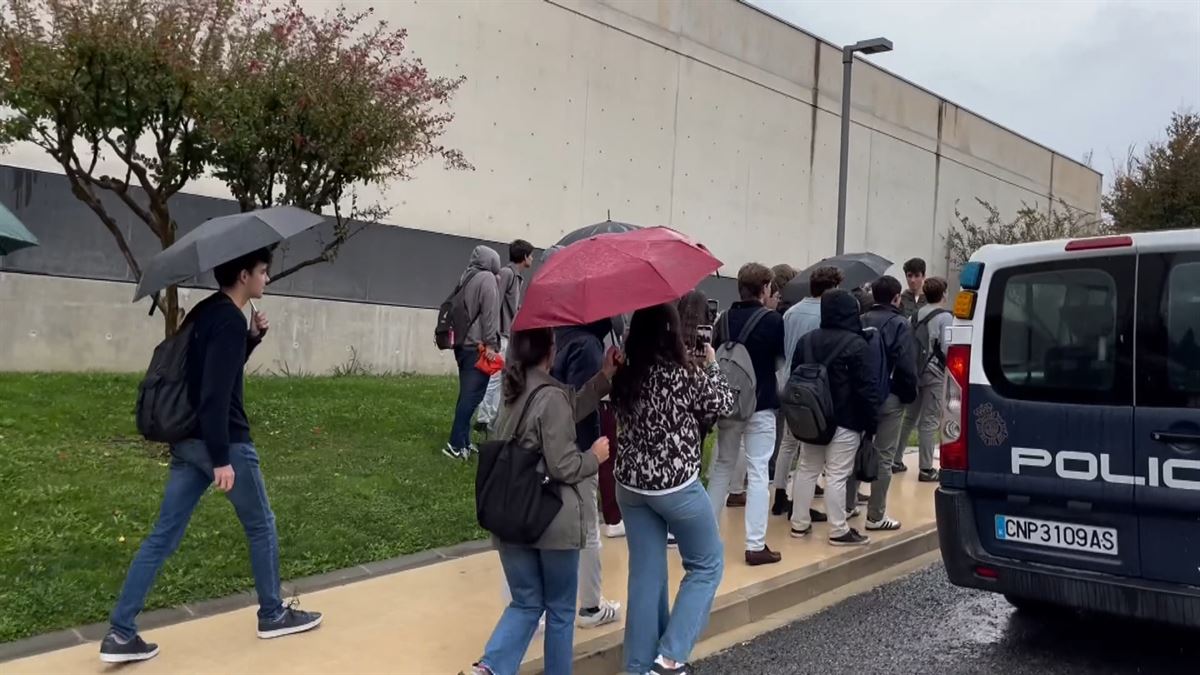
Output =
[{"x1": 614, "y1": 360, "x2": 735, "y2": 493}]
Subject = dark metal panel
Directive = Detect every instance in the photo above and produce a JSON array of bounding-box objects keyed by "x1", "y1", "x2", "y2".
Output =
[{"x1": 0, "y1": 164, "x2": 738, "y2": 309}]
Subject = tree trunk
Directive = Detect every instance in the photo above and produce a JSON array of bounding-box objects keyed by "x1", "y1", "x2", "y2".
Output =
[
  {"x1": 159, "y1": 218, "x2": 181, "y2": 337},
  {"x1": 164, "y1": 285, "x2": 180, "y2": 338}
]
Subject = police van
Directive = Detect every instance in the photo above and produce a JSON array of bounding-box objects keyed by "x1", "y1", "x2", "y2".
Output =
[{"x1": 935, "y1": 230, "x2": 1200, "y2": 625}]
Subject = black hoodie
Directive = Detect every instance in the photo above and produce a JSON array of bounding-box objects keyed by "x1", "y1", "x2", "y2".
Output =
[
  {"x1": 862, "y1": 303, "x2": 919, "y2": 404},
  {"x1": 552, "y1": 319, "x2": 612, "y2": 451},
  {"x1": 791, "y1": 290, "x2": 883, "y2": 435}
]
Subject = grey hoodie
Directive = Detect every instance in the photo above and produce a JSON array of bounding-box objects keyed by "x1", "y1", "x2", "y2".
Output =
[{"x1": 461, "y1": 245, "x2": 501, "y2": 350}]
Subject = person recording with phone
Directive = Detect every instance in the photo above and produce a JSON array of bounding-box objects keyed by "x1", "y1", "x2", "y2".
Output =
[{"x1": 611, "y1": 302, "x2": 735, "y2": 675}]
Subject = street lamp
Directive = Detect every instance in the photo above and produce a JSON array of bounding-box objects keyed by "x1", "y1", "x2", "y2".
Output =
[{"x1": 835, "y1": 37, "x2": 893, "y2": 255}]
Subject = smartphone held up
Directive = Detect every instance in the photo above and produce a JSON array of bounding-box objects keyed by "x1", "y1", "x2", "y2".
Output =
[{"x1": 694, "y1": 324, "x2": 713, "y2": 357}]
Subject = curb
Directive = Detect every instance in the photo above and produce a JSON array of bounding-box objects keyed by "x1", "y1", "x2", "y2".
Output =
[
  {"x1": 0, "y1": 539, "x2": 494, "y2": 664},
  {"x1": 521, "y1": 523, "x2": 940, "y2": 675}
]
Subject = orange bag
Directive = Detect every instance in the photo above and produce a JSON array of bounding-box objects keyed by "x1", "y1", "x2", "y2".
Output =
[{"x1": 476, "y1": 344, "x2": 505, "y2": 376}]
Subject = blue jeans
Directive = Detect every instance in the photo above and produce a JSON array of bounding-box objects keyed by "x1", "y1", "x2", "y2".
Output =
[
  {"x1": 618, "y1": 481, "x2": 724, "y2": 673},
  {"x1": 480, "y1": 545, "x2": 580, "y2": 675},
  {"x1": 109, "y1": 442, "x2": 283, "y2": 639},
  {"x1": 450, "y1": 346, "x2": 491, "y2": 449}
]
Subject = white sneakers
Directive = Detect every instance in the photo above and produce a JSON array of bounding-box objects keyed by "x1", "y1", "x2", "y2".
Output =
[
  {"x1": 604, "y1": 522, "x2": 626, "y2": 538},
  {"x1": 577, "y1": 598, "x2": 622, "y2": 629}
]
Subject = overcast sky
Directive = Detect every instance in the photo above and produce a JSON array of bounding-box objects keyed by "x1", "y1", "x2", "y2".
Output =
[{"x1": 750, "y1": 0, "x2": 1200, "y2": 185}]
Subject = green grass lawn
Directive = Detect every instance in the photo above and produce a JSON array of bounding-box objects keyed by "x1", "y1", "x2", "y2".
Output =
[
  {"x1": 0, "y1": 372, "x2": 473, "y2": 643},
  {"x1": 0, "y1": 370, "x2": 894, "y2": 644}
]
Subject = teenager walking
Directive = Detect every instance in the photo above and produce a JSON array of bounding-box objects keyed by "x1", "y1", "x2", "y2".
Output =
[
  {"x1": 471, "y1": 328, "x2": 617, "y2": 675},
  {"x1": 101, "y1": 248, "x2": 321, "y2": 664}
]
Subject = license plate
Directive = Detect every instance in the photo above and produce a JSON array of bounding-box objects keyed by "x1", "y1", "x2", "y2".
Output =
[{"x1": 995, "y1": 515, "x2": 1119, "y2": 556}]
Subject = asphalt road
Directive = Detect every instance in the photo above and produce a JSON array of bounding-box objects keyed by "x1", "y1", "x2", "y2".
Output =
[{"x1": 698, "y1": 562, "x2": 1199, "y2": 674}]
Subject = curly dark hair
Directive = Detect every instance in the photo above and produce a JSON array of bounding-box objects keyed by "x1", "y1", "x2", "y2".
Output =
[
  {"x1": 808, "y1": 265, "x2": 843, "y2": 298},
  {"x1": 611, "y1": 303, "x2": 688, "y2": 416}
]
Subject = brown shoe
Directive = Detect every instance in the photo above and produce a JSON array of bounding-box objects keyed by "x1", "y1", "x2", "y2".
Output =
[
  {"x1": 726, "y1": 493, "x2": 747, "y2": 507},
  {"x1": 745, "y1": 545, "x2": 782, "y2": 566}
]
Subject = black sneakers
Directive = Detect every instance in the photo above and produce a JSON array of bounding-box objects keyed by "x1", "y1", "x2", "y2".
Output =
[
  {"x1": 257, "y1": 604, "x2": 324, "y2": 639},
  {"x1": 830, "y1": 528, "x2": 870, "y2": 547},
  {"x1": 919, "y1": 469, "x2": 941, "y2": 482},
  {"x1": 651, "y1": 660, "x2": 692, "y2": 674},
  {"x1": 99, "y1": 632, "x2": 159, "y2": 664},
  {"x1": 771, "y1": 488, "x2": 791, "y2": 516}
]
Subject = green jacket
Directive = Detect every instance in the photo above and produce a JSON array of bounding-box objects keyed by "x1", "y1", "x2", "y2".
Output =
[
  {"x1": 493, "y1": 366, "x2": 610, "y2": 550},
  {"x1": 900, "y1": 289, "x2": 927, "y2": 321}
]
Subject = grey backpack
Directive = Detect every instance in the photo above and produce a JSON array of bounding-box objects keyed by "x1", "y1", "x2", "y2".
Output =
[
  {"x1": 912, "y1": 308, "x2": 951, "y2": 370},
  {"x1": 715, "y1": 307, "x2": 770, "y2": 422}
]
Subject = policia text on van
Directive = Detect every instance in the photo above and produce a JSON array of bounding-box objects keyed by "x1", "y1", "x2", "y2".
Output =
[{"x1": 934, "y1": 230, "x2": 1200, "y2": 628}]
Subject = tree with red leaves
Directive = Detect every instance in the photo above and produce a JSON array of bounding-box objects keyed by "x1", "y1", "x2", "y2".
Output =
[{"x1": 0, "y1": 0, "x2": 468, "y2": 335}]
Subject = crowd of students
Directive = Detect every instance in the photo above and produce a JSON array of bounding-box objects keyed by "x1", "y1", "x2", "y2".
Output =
[
  {"x1": 457, "y1": 244, "x2": 953, "y2": 675},
  {"x1": 95, "y1": 235, "x2": 949, "y2": 675}
]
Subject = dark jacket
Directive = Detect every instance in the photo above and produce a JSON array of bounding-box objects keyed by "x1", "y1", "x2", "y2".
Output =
[
  {"x1": 791, "y1": 290, "x2": 883, "y2": 435},
  {"x1": 900, "y1": 289, "x2": 926, "y2": 321},
  {"x1": 184, "y1": 292, "x2": 262, "y2": 467},
  {"x1": 862, "y1": 303, "x2": 919, "y2": 404},
  {"x1": 715, "y1": 301, "x2": 785, "y2": 411},
  {"x1": 552, "y1": 319, "x2": 611, "y2": 452}
]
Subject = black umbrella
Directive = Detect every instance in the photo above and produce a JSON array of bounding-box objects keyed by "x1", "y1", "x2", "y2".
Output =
[
  {"x1": 781, "y1": 252, "x2": 893, "y2": 306},
  {"x1": 554, "y1": 220, "x2": 641, "y2": 248},
  {"x1": 133, "y1": 206, "x2": 325, "y2": 301}
]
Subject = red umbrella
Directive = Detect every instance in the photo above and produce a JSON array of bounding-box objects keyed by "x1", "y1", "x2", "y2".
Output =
[{"x1": 513, "y1": 226, "x2": 722, "y2": 331}]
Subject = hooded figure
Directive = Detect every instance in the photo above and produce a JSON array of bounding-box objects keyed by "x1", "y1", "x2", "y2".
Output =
[
  {"x1": 552, "y1": 318, "x2": 613, "y2": 450},
  {"x1": 791, "y1": 289, "x2": 882, "y2": 435},
  {"x1": 460, "y1": 245, "x2": 502, "y2": 351}
]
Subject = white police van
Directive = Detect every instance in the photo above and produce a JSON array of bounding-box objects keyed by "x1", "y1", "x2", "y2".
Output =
[{"x1": 936, "y1": 230, "x2": 1200, "y2": 624}]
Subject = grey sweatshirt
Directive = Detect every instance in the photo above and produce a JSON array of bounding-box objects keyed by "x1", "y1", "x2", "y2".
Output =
[
  {"x1": 461, "y1": 245, "x2": 501, "y2": 350},
  {"x1": 916, "y1": 304, "x2": 954, "y2": 385},
  {"x1": 497, "y1": 263, "x2": 524, "y2": 340}
]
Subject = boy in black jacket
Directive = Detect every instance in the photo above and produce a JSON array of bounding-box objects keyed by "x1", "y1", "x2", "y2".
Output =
[
  {"x1": 787, "y1": 290, "x2": 882, "y2": 547},
  {"x1": 853, "y1": 276, "x2": 918, "y2": 533},
  {"x1": 551, "y1": 319, "x2": 623, "y2": 630},
  {"x1": 101, "y1": 249, "x2": 321, "y2": 664}
]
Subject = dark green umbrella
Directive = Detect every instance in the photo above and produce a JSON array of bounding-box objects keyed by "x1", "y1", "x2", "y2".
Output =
[{"x1": 0, "y1": 202, "x2": 39, "y2": 255}]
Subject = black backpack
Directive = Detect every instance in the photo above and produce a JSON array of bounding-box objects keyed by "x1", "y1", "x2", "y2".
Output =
[
  {"x1": 781, "y1": 333, "x2": 857, "y2": 445},
  {"x1": 475, "y1": 385, "x2": 564, "y2": 544},
  {"x1": 135, "y1": 321, "x2": 198, "y2": 444},
  {"x1": 434, "y1": 270, "x2": 480, "y2": 350},
  {"x1": 912, "y1": 308, "x2": 951, "y2": 370}
]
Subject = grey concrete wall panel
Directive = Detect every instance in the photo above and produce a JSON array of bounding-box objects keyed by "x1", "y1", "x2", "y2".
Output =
[{"x1": 0, "y1": 165, "x2": 739, "y2": 310}]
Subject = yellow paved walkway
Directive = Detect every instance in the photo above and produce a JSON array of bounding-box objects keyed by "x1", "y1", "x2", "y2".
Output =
[{"x1": 6, "y1": 455, "x2": 936, "y2": 675}]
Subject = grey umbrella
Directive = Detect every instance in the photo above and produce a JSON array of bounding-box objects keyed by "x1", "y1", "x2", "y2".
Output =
[
  {"x1": 133, "y1": 206, "x2": 325, "y2": 301},
  {"x1": 781, "y1": 252, "x2": 893, "y2": 306},
  {"x1": 554, "y1": 220, "x2": 641, "y2": 248}
]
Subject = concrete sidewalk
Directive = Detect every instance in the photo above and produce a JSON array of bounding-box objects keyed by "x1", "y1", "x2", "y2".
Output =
[{"x1": 4, "y1": 454, "x2": 937, "y2": 674}]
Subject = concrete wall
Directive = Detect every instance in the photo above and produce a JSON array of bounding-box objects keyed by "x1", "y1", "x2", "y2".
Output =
[
  {"x1": 0, "y1": 0, "x2": 1101, "y2": 374},
  {"x1": 0, "y1": 272, "x2": 445, "y2": 375}
]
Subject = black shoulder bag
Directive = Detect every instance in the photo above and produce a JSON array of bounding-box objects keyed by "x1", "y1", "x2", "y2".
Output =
[{"x1": 475, "y1": 385, "x2": 564, "y2": 544}]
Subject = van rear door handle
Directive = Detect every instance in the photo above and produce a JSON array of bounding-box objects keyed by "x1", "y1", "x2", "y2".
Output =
[{"x1": 1152, "y1": 431, "x2": 1200, "y2": 444}]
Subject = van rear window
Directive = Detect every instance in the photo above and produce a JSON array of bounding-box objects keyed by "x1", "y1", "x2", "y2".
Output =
[{"x1": 983, "y1": 257, "x2": 1134, "y2": 405}]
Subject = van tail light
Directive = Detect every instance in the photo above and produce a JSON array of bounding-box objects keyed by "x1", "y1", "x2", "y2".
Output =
[{"x1": 941, "y1": 345, "x2": 970, "y2": 471}]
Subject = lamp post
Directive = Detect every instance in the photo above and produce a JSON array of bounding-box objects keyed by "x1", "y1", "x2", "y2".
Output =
[{"x1": 835, "y1": 37, "x2": 893, "y2": 255}]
